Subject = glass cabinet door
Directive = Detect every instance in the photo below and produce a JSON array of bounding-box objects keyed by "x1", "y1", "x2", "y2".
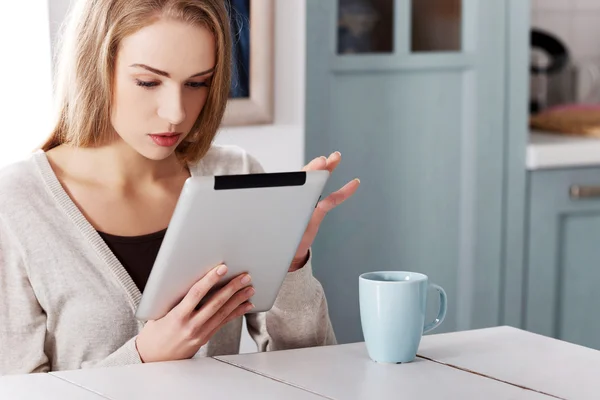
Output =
[
  {"x1": 337, "y1": 0, "x2": 463, "y2": 55},
  {"x1": 411, "y1": 0, "x2": 462, "y2": 52},
  {"x1": 337, "y1": 0, "x2": 394, "y2": 54}
]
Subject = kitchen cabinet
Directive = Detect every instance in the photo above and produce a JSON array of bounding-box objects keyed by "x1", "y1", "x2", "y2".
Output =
[
  {"x1": 305, "y1": 0, "x2": 531, "y2": 343},
  {"x1": 525, "y1": 165, "x2": 600, "y2": 350}
]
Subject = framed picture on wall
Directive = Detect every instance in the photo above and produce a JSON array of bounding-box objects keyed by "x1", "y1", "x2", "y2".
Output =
[{"x1": 222, "y1": 0, "x2": 275, "y2": 127}]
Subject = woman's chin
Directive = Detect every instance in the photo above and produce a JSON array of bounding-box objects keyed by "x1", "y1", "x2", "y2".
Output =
[{"x1": 134, "y1": 144, "x2": 177, "y2": 162}]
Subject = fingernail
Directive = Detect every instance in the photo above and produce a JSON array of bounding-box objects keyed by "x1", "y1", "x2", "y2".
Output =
[
  {"x1": 246, "y1": 287, "x2": 255, "y2": 296},
  {"x1": 335, "y1": 151, "x2": 341, "y2": 157},
  {"x1": 241, "y1": 274, "x2": 251, "y2": 284},
  {"x1": 355, "y1": 178, "x2": 361, "y2": 183},
  {"x1": 246, "y1": 303, "x2": 255, "y2": 311},
  {"x1": 320, "y1": 156, "x2": 327, "y2": 161},
  {"x1": 216, "y1": 265, "x2": 228, "y2": 276}
]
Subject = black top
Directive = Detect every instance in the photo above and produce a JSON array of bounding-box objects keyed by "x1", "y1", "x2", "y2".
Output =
[{"x1": 97, "y1": 229, "x2": 167, "y2": 292}]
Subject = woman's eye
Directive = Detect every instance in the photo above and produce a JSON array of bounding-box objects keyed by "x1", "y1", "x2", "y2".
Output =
[
  {"x1": 187, "y1": 81, "x2": 208, "y2": 89},
  {"x1": 136, "y1": 80, "x2": 159, "y2": 88}
]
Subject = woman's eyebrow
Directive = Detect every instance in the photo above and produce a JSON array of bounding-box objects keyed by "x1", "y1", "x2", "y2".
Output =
[{"x1": 129, "y1": 64, "x2": 216, "y2": 78}]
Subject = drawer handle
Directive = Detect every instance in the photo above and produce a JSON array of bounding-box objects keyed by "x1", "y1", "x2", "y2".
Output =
[{"x1": 570, "y1": 185, "x2": 600, "y2": 199}]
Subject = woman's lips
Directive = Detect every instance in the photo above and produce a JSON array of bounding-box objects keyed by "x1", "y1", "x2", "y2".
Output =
[{"x1": 148, "y1": 133, "x2": 181, "y2": 147}]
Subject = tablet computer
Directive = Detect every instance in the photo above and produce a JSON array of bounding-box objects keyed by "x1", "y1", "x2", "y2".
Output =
[{"x1": 135, "y1": 170, "x2": 330, "y2": 321}]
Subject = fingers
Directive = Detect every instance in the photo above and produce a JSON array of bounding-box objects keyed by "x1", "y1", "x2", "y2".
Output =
[
  {"x1": 298, "y1": 178, "x2": 359, "y2": 247},
  {"x1": 302, "y1": 151, "x2": 342, "y2": 173},
  {"x1": 317, "y1": 178, "x2": 360, "y2": 215},
  {"x1": 191, "y1": 273, "x2": 254, "y2": 329},
  {"x1": 204, "y1": 292, "x2": 255, "y2": 338},
  {"x1": 204, "y1": 301, "x2": 254, "y2": 341},
  {"x1": 173, "y1": 264, "x2": 229, "y2": 317},
  {"x1": 302, "y1": 156, "x2": 327, "y2": 171},
  {"x1": 303, "y1": 151, "x2": 360, "y2": 219},
  {"x1": 324, "y1": 151, "x2": 341, "y2": 174}
]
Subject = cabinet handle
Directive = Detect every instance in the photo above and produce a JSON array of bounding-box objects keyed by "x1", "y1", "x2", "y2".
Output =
[{"x1": 569, "y1": 185, "x2": 600, "y2": 199}]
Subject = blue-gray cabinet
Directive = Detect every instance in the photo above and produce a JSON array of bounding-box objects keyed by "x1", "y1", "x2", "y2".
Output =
[
  {"x1": 305, "y1": 0, "x2": 531, "y2": 343},
  {"x1": 525, "y1": 166, "x2": 600, "y2": 350}
]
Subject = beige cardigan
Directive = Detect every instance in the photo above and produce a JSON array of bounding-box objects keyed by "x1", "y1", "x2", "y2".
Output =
[{"x1": 0, "y1": 145, "x2": 336, "y2": 375}]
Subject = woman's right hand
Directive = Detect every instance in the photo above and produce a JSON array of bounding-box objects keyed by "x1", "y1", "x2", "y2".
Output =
[{"x1": 135, "y1": 264, "x2": 254, "y2": 363}]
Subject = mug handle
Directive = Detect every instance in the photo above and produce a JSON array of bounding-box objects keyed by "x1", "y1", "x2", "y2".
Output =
[{"x1": 423, "y1": 284, "x2": 447, "y2": 334}]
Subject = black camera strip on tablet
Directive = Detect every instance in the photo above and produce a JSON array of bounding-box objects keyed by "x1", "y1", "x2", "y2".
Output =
[{"x1": 214, "y1": 172, "x2": 307, "y2": 190}]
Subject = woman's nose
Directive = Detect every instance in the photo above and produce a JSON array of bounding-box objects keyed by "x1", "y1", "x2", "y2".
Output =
[{"x1": 157, "y1": 88, "x2": 186, "y2": 126}]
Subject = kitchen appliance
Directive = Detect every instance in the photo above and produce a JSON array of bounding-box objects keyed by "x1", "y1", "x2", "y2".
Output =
[
  {"x1": 530, "y1": 28, "x2": 570, "y2": 114},
  {"x1": 530, "y1": 29, "x2": 600, "y2": 115}
]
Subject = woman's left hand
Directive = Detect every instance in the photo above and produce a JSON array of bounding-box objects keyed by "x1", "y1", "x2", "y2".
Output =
[{"x1": 289, "y1": 152, "x2": 360, "y2": 272}]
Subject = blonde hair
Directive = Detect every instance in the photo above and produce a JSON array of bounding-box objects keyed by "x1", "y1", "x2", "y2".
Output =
[{"x1": 42, "y1": 0, "x2": 232, "y2": 165}]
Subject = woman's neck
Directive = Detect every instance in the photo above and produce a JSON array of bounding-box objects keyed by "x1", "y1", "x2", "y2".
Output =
[{"x1": 47, "y1": 141, "x2": 190, "y2": 191}]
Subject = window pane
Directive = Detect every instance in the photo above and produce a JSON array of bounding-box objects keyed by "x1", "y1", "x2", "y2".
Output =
[
  {"x1": 411, "y1": 0, "x2": 462, "y2": 52},
  {"x1": 338, "y1": 0, "x2": 394, "y2": 54}
]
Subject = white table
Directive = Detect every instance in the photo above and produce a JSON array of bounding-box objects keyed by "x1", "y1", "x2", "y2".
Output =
[
  {"x1": 0, "y1": 372, "x2": 104, "y2": 399},
  {"x1": 50, "y1": 356, "x2": 323, "y2": 400},
  {"x1": 418, "y1": 325, "x2": 600, "y2": 400},
  {"x1": 216, "y1": 340, "x2": 549, "y2": 399},
  {"x1": 3, "y1": 326, "x2": 596, "y2": 399}
]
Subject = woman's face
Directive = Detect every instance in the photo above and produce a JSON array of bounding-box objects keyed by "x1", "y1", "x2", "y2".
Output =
[{"x1": 111, "y1": 18, "x2": 216, "y2": 160}]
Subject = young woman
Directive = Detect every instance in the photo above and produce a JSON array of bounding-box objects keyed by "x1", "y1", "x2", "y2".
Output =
[{"x1": 0, "y1": 0, "x2": 359, "y2": 374}]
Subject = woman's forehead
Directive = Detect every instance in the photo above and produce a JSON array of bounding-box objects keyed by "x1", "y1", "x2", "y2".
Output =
[{"x1": 118, "y1": 18, "x2": 216, "y2": 79}]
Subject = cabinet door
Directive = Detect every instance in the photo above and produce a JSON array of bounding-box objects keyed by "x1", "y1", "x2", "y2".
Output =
[
  {"x1": 526, "y1": 167, "x2": 600, "y2": 350},
  {"x1": 306, "y1": 0, "x2": 530, "y2": 343}
]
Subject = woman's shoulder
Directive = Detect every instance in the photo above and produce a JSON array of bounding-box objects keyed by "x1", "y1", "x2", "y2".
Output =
[
  {"x1": 192, "y1": 144, "x2": 265, "y2": 175},
  {"x1": 0, "y1": 155, "x2": 43, "y2": 199},
  {"x1": 0, "y1": 153, "x2": 49, "y2": 216}
]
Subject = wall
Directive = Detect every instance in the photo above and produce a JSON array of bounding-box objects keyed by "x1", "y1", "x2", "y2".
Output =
[
  {"x1": 532, "y1": 0, "x2": 600, "y2": 62},
  {"x1": 47, "y1": 0, "x2": 307, "y2": 353},
  {"x1": 0, "y1": 3, "x2": 54, "y2": 169}
]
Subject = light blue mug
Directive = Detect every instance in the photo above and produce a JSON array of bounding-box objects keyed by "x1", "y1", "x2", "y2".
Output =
[{"x1": 359, "y1": 271, "x2": 447, "y2": 364}]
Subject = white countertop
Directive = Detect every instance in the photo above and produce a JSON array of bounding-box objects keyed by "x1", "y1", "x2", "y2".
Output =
[{"x1": 527, "y1": 131, "x2": 600, "y2": 170}]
